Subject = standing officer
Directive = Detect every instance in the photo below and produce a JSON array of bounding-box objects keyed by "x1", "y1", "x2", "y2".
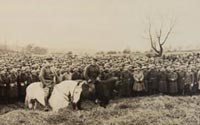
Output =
[
  {"x1": 83, "y1": 58, "x2": 100, "y2": 82},
  {"x1": 147, "y1": 65, "x2": 158, "y2": 95},
  {"x1": 167, "y1": 67, "x2": 178, "y2": 95}
]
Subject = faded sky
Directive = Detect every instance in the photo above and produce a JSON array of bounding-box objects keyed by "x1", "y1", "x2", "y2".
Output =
[{"x1": 0, "y1": 0, "x2": 199, "y2": 52}]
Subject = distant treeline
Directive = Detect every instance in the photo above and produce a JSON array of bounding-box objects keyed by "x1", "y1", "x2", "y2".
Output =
[{"x1": 23, "y1": 44, "x2": 48, "y2": 55}]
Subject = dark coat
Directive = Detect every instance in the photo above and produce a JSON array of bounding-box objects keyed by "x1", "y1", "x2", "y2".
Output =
[
  {"x1": 118, "y1": 71, "x2": 134, "y2": 97},
  {"x1": 177, "y1": 71, "x2": 186, "y2": 92},
  {"x1": 17, "y1": 72, "x2": 27, "y2": 83},
  {"x1": 1, "y1": 73, "x2": 9, "y2": 99},
  {"x1": 8, "y1": 73, "x2": 18, "y2": 99},
  {"x1": 143, "y1": 70, "x2": 149, "y2": 92},
  {"x1": 71, "y1": 71, "x2": 82, "y2": 80},
  {"x1": 32, "y1": 73, "x2": 40, "y2": 83},
  {"x1": 192, "y1": 70, "x2": 198, "y2": 93},
  {"x1": 0, "y1": 76, "x2": 7, "y2": 99},
  {"x1": 167, "y1": 71, "x2": 178, "y2": 94},
  {"x1": 113, "y1": 70, "x2": 122, "y2": 78},
  {"x1": 147, "y1": 69, "x2": 158, "y2": 91},
  {"x1": 17, "y1": 72, "x2": 28, "y2": 100},
  {"x1": 99, "y1": 70, "x2": 113, "y2": 80},
  {"x1": 158, "y1": 71, "x2": 168, "y2": 93},
  {"x1": 94, "y1": 77, "x2": 118, "y2": 108},
  {"x1": 25, "y1": 72, "x2": 33, "y2": 85}
]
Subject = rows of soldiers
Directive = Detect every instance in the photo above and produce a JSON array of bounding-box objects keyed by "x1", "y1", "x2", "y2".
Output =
[
  {"x1": 0, "y1": 52, "x2": 200, "y2": 104},
  {"x1": 101, "y1": 53, "x2": 200, "y2": 97}
]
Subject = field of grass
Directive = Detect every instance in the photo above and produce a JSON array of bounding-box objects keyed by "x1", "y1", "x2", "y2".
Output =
[{"x1": 0, "y1": 95, "x2": 200, "y2": 125}]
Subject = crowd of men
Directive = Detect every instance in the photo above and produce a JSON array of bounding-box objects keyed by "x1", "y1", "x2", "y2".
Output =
[{"x1": 0, "y1": 51, "x2": 200, "y2": 104}]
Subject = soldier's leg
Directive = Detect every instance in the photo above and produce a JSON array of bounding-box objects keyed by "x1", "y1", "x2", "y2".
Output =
[
  {"x1": 182, "y1": 87, "x2": 185, "y2": 95},
  {"x1": 0, "y1": 87, "x2": 2, "y2": 104},
  {"x1": 184, "y1": 85, "x2": 187, "y2": 95},
  {"x1": 144, "y1": 80, "x2": 148, "y2": 96},
  {"x1": 148, "y1": 82, "x2": 152, "y2": 95},
  {"x1": 197, "y1": 83, "x2": 200, "y2": 94},
  {"x1": 44, "y1": 87, "x2": 50, "y2": 111},
  {"x1": 34, "y1": 100, "x2": 38, "y2": 110},
  {"x1": 47, "y1": 87, "x2": 53, "y2": 100},
  {"x1": 185, "y1": 85, "x2": 189, "y2": 95},
  {"x1": 190, "y1": 85, "x2": 193, "y2": 96}
]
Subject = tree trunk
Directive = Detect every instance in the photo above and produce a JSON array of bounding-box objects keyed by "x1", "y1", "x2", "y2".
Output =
[{"x1": 158, "y1": 46, "x2": 163, "y2": 57}]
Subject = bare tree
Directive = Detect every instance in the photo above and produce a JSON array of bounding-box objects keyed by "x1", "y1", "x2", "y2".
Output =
[{"x1": 147, "y1": 18, "x2": 175, "y2": 57}]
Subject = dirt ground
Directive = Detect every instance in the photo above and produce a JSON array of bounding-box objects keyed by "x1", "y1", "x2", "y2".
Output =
[{"x1": 0, "y1": 95, "x2": 200, "y2": 125}]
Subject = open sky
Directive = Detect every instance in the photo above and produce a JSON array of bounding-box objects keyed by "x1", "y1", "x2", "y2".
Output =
[{"x1": 0, "y1": 0, "x2": 199, "y2": 52}]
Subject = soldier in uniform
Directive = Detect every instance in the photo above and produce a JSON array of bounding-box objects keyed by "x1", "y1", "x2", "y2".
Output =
[
  {"x1": 82, "y1": 58, "x2": 100, "y2": 101},
  {"x1": 147, "y1": 65, "x2": 158, "y2": 95},
  {"x1": 158, "y1": 67, "x2": 168, "y2": 95},
  {"x1": 1, "y1": 69, "x2": 9, "y2": 104},
  {"x1": 167, "y1": 67, "x2": 178, "y2": 95},
  {"x1": 39, "y1": 57, "x2": 57, "y2": 111},
  {"x1": 119, "y1": 66, "x2": 134, "y2": 97},
  {"x1": 25, "y1": 67, "x2": 33, "y2": 85},
  {"x1": 100, "y1": 64, "x2": 113, "y2": 80},
  {"x1": 17, "y1": 67, "x2": 29, "y2": 102},
  {"x1": 0, "y1": 71, "x2": 7, "y2": 103},
  {"x1": 8, "y1": 69, "x2": 18, "y2": 103},
  {"x1": 191, "y1": 67, "x2": 198, "y2": 95},
  {"x1": 31, "y1": 69, "x2": 40, "y2": 83},
  {"x1": 143, "y1": 66, "x2": 149, "y2": 96},
  {"x1": 177, "y1": 66, "x2": 186, "y2": 95},
  {"x1": 197, "y1": 67, "x2": 200, "y2": 93},
  {"x1": 71, "y1": 68, "x2": 82, "y2": 80},
  {"x1": 185, "y1": 67, "x2": 195, "y2": 95},
  {"x1": 83, "y1": 58, "x2": 100, "y2": 82}
]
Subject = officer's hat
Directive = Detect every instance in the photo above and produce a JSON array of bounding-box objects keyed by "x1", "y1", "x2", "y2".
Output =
[{"x1": 46, "y1": 57, "x2": 54, "y2": 61}]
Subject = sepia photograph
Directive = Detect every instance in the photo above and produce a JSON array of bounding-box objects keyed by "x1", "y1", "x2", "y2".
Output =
[{"x1": 0, "y1": 0, "x2": 200, "y2": 124}]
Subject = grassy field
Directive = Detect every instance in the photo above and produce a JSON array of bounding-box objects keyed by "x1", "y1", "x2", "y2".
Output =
[{"x1": 0, "y1": 95, "x2": 200, "y2": 125}]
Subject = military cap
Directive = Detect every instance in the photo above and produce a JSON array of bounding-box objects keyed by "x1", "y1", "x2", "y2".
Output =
[
  {"x1": 93, "y1": 58, "x2": 98, "y2": 62},
  {"x1": 46, "y1": 57, "x2": 54, "y2": 61}
]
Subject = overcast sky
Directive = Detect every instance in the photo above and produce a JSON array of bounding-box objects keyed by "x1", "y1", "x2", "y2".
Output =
[{"x1": 0, "y1": 0, "x2": 199, "y2": 52}]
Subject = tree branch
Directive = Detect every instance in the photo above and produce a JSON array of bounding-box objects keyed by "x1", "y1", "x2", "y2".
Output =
[
  {"x1": 161, "y1": 22, "x2": 174, "y2": 46},
  {"x1": 148, "y1": 22, "x2": 160, "y2": 54}
]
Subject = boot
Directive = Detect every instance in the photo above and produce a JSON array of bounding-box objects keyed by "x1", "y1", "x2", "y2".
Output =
[{"x1": 44, "y1": 97, "x2": 50, "y2": 112}]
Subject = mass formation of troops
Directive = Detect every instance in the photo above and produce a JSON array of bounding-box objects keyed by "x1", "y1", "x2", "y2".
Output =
[{"x1": 0, "y1": 51, "x2": 200, "y2": 104}]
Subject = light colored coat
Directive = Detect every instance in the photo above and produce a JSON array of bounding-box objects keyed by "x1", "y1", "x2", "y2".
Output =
[{"x1": 133, "y1": 71, "x2": 145, "y2": 91}]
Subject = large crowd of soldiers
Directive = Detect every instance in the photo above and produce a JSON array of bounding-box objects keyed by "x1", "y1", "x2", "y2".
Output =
[{"x1": 0, "y1": 51, "x2": 200, "y2": 104}]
